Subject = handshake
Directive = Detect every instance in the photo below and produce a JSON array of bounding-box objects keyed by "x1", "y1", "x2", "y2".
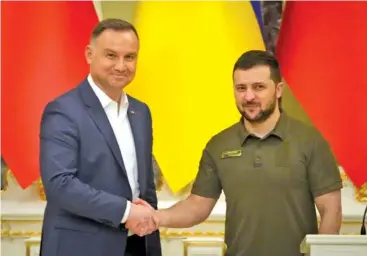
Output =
[{"x1": 125, "y1": 198, "x2": 162, "y2": 237}]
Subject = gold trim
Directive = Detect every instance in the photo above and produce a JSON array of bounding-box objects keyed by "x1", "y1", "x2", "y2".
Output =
[
  {"x1": 2, "y1": 219, "x2": 363, "y2": 225},
  {"x1": 25, "y1": 240, "x2": 41, "y2": 256},
  {"x1": 341, "y1": 171, "x2": 367, "y2": 203},
  {"x1": 1, "y1": 230, "x2": 42, "y2": 237},
  {"x1": 0, "y1": 228, "x2": 224, "y2": 239},
  {"x1": 183, "y1": 241, "x2": 226, "y2": 256},
  {"x1": 0, "y1": 229, "x2": 362, "y2": 238},
  {"x1": 355, "y1": 184, "x2": 367, "y2": 203},
  {"x1": 38, "y1": 179, "x2": 46, "y2": 201},
  {"x1": 160, "y1": 229, "x2": 225, "y2": 239},
  {"x1": 0, "y1": 220, "x2": 42, "y2": 224},
  {"x1": 0, "y1": 167, "x2": 11, "y2": 192}
]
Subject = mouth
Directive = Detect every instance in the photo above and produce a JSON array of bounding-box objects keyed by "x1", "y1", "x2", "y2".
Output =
[
  {"x1": 244, "y1": 105, "x2": 259, "y2": 109},
  {"x1": 112, "y1": 74, "x2": 126, "y2": 79},
  {"x1": 243, "y1": 105, "x2": 260, "y2": 114}
]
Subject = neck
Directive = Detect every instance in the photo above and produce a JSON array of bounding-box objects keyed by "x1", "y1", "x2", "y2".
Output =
[
  {"x1": 103, "y1": 88, "x2": 123, "y2": 104},
  {"x1": 244, "y1": 108, "x2": 281, "y2": 138}
]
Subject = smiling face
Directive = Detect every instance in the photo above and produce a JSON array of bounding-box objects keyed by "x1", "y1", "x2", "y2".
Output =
[
  {"x1": 85, "y1": 29, "x2": 139, "y2": 94},
  {"x1": 233, "y1": 65, "x2": 283, "y2": 124}
]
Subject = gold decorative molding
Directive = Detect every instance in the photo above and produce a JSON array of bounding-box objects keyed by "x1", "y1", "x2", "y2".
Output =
[
  {"x1": 160, "y1": 229, "x2": 225, "y2": 239},
  {"x1": 1, "y1": 219, "x2": 42, "y2": 238},
  {"x1": 1, "y1": 229, "x2": 361, "y2": 239},
  {"x1": 340, "y1": 170, "x2": 367, "y2": 203},
  {"x1": 1, "y1": 228, "x2": 224, "y2": 239},
  {"x1": 354, "y1": 182, "x2": 367, "y2": 203},
  {"x1": 26, "y1": 240, "x2": 41, "y2": 256},
  {"x1": 38, "y1": 179, "x2": 46, "y2": 201},
  {"x1": 2, "y1": 219, "x2": 360, "y2": 226},
  {"x1": 356, "y1": 185, "x2": 367, "y2": 203},
  {"x1": 183, "y1": 241, "x2": 226, "y2": 256},
  {"x1": 1, "y1": 230, "x2": 42, "y2": 237},
  {"x1": 0, "y1": 166, "x2": 11, "y2": 192}
]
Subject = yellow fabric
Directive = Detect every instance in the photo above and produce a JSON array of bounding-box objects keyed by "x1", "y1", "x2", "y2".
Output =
[{"x1": 128, "y1": 1, "x2": 265, "y2": 193}]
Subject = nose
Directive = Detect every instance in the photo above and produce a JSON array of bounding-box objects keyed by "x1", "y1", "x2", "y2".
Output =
[
  {"x1": 114, "y1": 57, "x2": 127, "y2": 72},
  {"x1": 244, "y1": 89, "x2": 256, "y2": 101}
]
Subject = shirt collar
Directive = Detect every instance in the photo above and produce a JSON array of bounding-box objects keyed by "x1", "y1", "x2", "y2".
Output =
[
  {"x1": 87, "y1": 74, "x2": 128, "y2": 109},
  {"x1": 237, "y1": 111, "x2": 289, "y2": 144}
]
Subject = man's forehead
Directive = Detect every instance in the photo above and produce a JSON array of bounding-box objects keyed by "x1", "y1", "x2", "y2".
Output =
[
  {"x1": 235, "y1": 66, "x2": 271, "y2": 76},
  {"x1": 234, "y1": 67, "x2": 272, "y2": 83}
]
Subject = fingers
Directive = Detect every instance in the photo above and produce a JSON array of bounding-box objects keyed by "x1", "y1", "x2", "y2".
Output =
[
  {"x1": 126, "y1": 214, "x2": 159, "y2": 237},
  {"x1": 128, "y1": 202, "x2": 153, "y2": 221},
  {"x1": 133, "y1": 198, "x2": 154, "y2": 210},
  {"x1": 130, "y1": 218, "x2": 150, "y2": 237},
  {"x1": 126, "y1": 199, "x2": 159, "y2": 236}
]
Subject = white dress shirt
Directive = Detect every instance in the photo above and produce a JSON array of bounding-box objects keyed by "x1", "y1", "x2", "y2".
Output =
[{"x1": 88, "y1": 75, "x2": 139, "y2": 224}]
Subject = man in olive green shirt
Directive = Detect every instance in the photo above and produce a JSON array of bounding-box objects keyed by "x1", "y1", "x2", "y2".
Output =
[{"x1": 136, "y1": 50, "x2": 343, "y2": 256}]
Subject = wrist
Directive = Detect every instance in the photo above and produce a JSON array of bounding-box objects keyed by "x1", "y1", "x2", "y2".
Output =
[
  {"x1": 121, "y1": 201, "x2": 132, "y2": 223},
  {"x1": 157, "y1": 210, "x2": 170, "y2": 227}
]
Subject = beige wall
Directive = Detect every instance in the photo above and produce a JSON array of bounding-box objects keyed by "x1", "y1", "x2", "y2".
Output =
[{"x1": 101, "y1": 1, "x2": 137, "y2": 23}]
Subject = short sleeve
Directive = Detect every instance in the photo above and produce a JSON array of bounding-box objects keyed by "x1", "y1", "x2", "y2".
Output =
[
  {"x1": 308, "y1": 132, "x2": 343, "y2": 198},
  {"x1": 191, "y1": 147, "x2": 222, "y2": 199}
]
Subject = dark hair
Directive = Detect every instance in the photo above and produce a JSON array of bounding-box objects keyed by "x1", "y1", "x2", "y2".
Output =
[
  {"x1": 233, "y1": 50, "x2": 281, "y2": 83},
  {"x1": 91, "y1": 18, "x2": 139, "y2": 41}
]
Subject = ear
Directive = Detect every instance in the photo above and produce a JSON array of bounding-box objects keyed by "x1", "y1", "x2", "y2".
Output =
[
  {"x1": 85, "y1": 45, "x2": 93, "y2": 64},
  {"x1": 276, "y1": 82, "x2": 284, "y2": 100}
]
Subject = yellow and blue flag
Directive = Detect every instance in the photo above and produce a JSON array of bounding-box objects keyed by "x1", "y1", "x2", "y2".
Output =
[{"x1": 128, "y1": 1, "x2": 267, "y2": 193}]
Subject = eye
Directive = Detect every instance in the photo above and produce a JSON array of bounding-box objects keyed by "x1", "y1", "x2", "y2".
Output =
[
  {"x1": 236, "y1": 86, "x2": 246, "y2": 92},
  {"x1": 254, "y1": 84, "x2": 265, "y2": 91},
  {"x1": 106, "y1": 53, "x2": 116, "y2": 59},
  {"x1": 125, "y1": 55, "x2": 136, "y2": 61}
]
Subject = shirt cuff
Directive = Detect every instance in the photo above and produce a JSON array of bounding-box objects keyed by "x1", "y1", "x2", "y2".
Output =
[{"x1": 121, "y1": 201, "x2": 131, "y2": 223}]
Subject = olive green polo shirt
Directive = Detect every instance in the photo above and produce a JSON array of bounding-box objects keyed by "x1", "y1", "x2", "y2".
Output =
[{"x1": 191, "y1": 112, "x2": 342, "y2": 256}]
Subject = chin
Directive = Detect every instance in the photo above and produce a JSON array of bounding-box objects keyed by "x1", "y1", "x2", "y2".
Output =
[
  {"x1": 245, "y1": 111, "x2": 260, "y2": 119},
  {"x1": 243, "y1": 112, "x2": 263, "y2": 122},
  {"x1": 110, "y1": 80, "x2": 129, "y2": 89},
  {"x1": 246, "y1": 117, "x2": 259, "y2": 122}
]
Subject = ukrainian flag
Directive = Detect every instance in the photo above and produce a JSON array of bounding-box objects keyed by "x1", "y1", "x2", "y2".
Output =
[{"x1": 127, "y1": 1, "x2": 265, "y2": 193}]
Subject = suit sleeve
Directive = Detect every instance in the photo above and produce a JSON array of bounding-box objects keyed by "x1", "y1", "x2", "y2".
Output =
[{"x1": 40, "y1": 101, "x2": 128, "y2": 228}]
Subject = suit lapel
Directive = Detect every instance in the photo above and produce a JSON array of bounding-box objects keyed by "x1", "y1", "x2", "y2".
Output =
[
  {"x1": 78, "y1": 80, "x2": 128, "y2": 180},
  {"x1": 127, "y1": 100, "x2": 147, "y2": 194}
]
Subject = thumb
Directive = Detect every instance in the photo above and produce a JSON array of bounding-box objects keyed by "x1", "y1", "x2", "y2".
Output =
[
  {"x1": 152, "y1": 213, "x2": 160, "y2": 227},
  {"x1": 133, "y1": 198, "x2": 153, "y2": 209}
]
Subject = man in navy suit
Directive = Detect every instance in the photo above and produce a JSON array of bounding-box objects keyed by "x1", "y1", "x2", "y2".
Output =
[{"x1": 39, "y1": 18, "x2": 161, "y2": 256}]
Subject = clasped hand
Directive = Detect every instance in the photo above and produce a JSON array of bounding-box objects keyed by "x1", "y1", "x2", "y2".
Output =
[{"x1": 125, "y1": 199, "x2": 159, "y2": 237}]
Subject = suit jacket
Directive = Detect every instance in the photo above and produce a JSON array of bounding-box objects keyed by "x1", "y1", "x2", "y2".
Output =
[{"x1": 39, "y1": 79, "x2": 161, "y2": 256}]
